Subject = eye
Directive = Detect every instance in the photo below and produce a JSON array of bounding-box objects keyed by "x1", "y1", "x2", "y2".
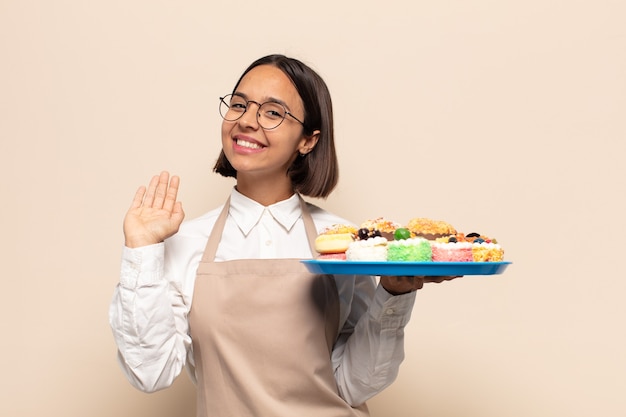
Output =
[
  {"x1": 228, "y1": 96, "x2": 247, "y2": 111},
  {"x1": 230, "y1": 103, "x2": 246, "y2": 112},
  {"x1": 260, "y1": 103, "x2": 285, "y2": 120},
  {"x1": 265, "y1": 109, "x2": 282, "y2": 119}
]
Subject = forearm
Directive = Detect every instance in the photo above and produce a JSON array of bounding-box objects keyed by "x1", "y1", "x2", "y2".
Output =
[
  {"x1": 108, "y1": 244, "x2": 191, "y2": 392},
  {"x1": 333, "y1": 284, "x2": 416, "y2": 406}
]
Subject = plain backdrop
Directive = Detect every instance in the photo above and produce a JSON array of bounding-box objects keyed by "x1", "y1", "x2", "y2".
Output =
[{"x1": 1, "y1": 1, "x2": 625, "y2": 416}]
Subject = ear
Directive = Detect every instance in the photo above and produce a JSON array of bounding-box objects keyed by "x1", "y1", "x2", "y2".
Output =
[{"x1": 298, "y1": 130, "x2": 320, "y2": 155}]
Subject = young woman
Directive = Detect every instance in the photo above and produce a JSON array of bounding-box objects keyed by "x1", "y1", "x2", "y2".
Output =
[{"x1": 110, "y1": 54, "x2": 445, "y2": 417}]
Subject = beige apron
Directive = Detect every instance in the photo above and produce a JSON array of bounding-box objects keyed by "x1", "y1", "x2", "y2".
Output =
[{"x1": 189, "y1": 196, "x2": 369, "y2": 417}]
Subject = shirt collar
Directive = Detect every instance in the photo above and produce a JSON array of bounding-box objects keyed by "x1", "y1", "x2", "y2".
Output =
[{"x1": 229, "y1": 188, "x2": 302, "y2": 236}]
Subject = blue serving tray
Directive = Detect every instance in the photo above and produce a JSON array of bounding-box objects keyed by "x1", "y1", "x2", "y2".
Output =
[{"x1": 301, "y1": 260, "x2": 511, "y2": 276}]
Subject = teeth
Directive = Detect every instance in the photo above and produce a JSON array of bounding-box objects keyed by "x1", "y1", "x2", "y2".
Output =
[{"x1": 236, "y1": 139, "x2": 263, "y2": 149}]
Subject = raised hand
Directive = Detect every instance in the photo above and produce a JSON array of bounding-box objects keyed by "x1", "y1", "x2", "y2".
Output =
[{"x1": 123, "y1": 171, "x2": 185, "y2": 248}]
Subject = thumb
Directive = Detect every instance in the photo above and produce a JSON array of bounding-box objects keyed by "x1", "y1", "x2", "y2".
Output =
[
  {"x1": 172, "y1": 201, "x2": 185, "y2": 220},
  {"x1": 172, "y1": 201, "x2": 185, "y2": 222}
]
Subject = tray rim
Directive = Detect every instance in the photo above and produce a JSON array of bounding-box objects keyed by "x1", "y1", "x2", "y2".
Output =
[{"x1": 300, "y1": 260, "x2": 512, "y2": 276}]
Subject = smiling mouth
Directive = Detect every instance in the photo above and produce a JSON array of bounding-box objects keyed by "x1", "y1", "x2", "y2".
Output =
[{"x1": 235, "y1": 138, "x2": 265, "y2": 149}]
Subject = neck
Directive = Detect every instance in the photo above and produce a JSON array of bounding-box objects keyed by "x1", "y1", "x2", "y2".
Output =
[{"x1": 236, "y1": 174, "x2": 295, "y2": 206}]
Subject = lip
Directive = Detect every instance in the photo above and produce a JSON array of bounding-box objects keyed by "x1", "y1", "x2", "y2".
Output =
[{"x1": 232, "y1": 135, "x2": 266, "y2": 154}]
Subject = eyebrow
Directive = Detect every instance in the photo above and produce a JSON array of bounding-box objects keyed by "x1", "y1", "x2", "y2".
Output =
[{"x1": 233, "y1": 91, "x2": 293, "y2": 111}]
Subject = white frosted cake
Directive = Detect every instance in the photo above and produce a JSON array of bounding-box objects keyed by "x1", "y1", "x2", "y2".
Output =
[{"x1": 346, "y1": 236, "x2": 388, "y2": 261}]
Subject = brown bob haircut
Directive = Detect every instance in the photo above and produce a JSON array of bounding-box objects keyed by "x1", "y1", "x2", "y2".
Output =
[{"x1": 213, "y1": 54, "x2": 339, "y2": 198}]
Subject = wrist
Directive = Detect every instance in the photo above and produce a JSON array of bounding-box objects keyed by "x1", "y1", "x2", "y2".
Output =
[
  {"x1": 382, "y1": 285, "x2": 415, "y2": 296},
  {"x1": 380, "y1": 275, "x2": 423, "y2": 296},
  {"x1": 124, "y1": 235, "x2": 162, "y2": 248}
]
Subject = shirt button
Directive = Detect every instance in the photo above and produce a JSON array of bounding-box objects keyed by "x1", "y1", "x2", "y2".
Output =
[
  {"x1": 385, "y1": 308, "x2": 394, "y2": 315},
  {"x1": 265, "y1": 240, "x2": 272, "y2": 246}
]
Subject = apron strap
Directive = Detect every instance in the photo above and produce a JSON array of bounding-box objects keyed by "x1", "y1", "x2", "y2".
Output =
[
  {"x1": 298, "y1": 195, "x2": 318, "y2": 256},
  {"x1": 201, "y1": 197, "x2": 230, "y2": 262}
]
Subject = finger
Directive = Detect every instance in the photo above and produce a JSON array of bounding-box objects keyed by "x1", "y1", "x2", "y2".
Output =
[
  {"x1": 402, "y1": 276, "x2": 424, "y2": 290},
  {"x1": 400, "y1": 276, "x2": 417, "y2": 285},
  {"x1": 129, "y1": 185, "x2": 146, "y2": 209},
  {"x1": 412, "y1": 276, "x2": 425, "y2": 290},
  {"x1": 424, "y1": 275, "x2": 461, "y2": 284},
  {"x1": 152, "y1": 171, "x2": 171, "y2": 209},
  {"x1": 143, "y1": 174, "x2": 160, "y2": 207},
  {"x1": 162, "y1": 175, "x2": 181, "y2": 213},
  {"x1": 402, "y1": 276, "x2": 423, "y2": 290}
]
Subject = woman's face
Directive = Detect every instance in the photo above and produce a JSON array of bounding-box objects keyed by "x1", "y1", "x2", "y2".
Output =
[{"x1": 221, "y1": 65, "x2": 318, "y2": 182}]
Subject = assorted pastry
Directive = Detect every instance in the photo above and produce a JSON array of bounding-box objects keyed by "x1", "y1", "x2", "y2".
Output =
[{"x1": 314, "y1": 217, "x2": 504, "y2": 262}]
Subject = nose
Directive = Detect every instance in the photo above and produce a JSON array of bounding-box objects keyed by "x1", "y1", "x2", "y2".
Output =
[{"x1": 238, "y1": 101, "x2": 261, "y2": 129}]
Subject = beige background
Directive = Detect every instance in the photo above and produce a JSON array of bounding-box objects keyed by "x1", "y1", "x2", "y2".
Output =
[{"x1": 1, "y1": 0, "x2": 625, "y2": 416}]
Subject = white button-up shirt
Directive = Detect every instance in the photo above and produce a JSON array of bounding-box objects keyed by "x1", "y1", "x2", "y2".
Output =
[{"x1": 109, "y1": 188, "x2": 416, "y2": 406}]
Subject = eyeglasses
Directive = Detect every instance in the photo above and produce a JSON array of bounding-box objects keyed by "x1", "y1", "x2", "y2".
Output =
[{"x1": 219, "y1": 94, "x2": 305, "y2": 130}]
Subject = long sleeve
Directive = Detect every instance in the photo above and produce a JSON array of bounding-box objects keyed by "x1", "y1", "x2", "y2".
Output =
[
  {"x1": 108, "y1": 243, "x2": 193, "y2": 392},
  {"x1": 332, "y1": 278, "x2": 416, "y2": 406}
]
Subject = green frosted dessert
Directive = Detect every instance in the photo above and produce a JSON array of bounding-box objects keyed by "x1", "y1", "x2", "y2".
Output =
[{"x1": 387, "y1": 237, "x2": 432, "y2": 261}]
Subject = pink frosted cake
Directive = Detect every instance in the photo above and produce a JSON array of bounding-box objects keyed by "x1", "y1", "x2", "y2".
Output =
[{"x1": 431, "y1": 241, "x2": 473, "y2": 262}]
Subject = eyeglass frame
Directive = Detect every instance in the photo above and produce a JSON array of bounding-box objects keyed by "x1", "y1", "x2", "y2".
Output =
[{"x1": 219, "y1": 93, "x2": 305, "y2": 130}]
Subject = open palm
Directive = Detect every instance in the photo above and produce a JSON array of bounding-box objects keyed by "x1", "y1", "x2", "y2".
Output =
[{"x1": 123, "y1": 172, "x2": 185, "y2": 248}]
